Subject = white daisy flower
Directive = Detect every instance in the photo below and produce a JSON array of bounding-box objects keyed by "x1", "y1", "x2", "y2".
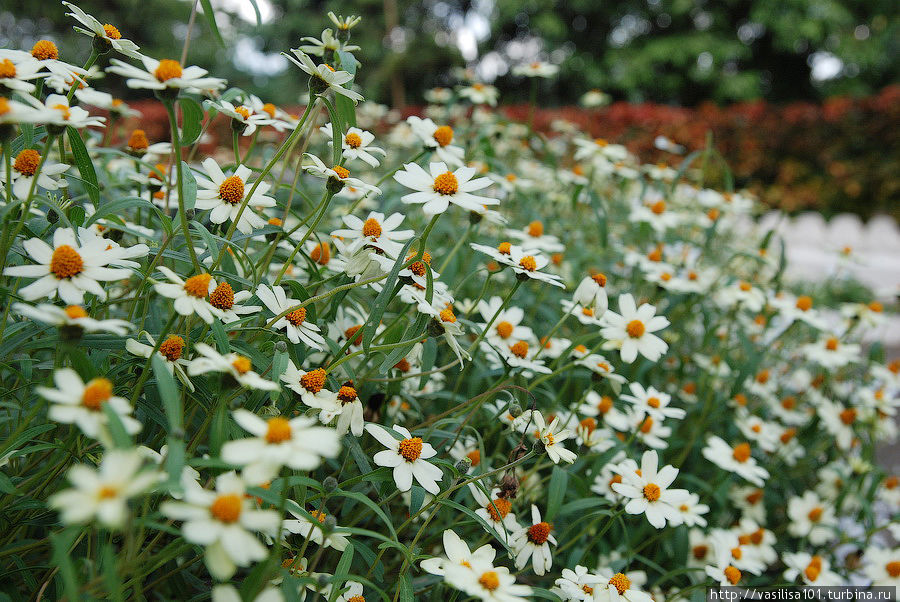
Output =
[
  {"x1": 221, "y1": 409, "x2": 340, "y2": 484},
  {"x1": 256, "y1": 284, "x2": 327, "y2": 350},
  {"x1": 862, "y1": 547, "x2": 900, "y2": 590},
  {"x1": 365, "y1": 423, "x2": 443, "y2": 494},
  {"x1": 74, "y1": 89, "x2": 141, "y2": 118},
  {"x1": 282, "y1": 507, "x2": 349, "y2": 551},
  {"x1": 457, "y1": 82, "x2": 499, "y2": 106},
  {"x1": 0, "y1": 55, "x2": 44, "y2": 93},
  {"x1": 0, "y1": 146, "x2": 69, "y2": 200},
  {"x1": 187, "y1": 343, "x2": 279, "y2": 391},
  {"x1": 701, "y1": 436, "x2": 770, "y2": 486},
  {"x1": 194, "y1": 158, "x2": 275, "y2": 234},
  {"x1": 786, "y1": 491, "x2": 836, "y2": 545},
  {"x1": 573, "y1": 354, "x2": 628, "y2": 393},
  {"x1": 620, "y1": 383, "x2": 686, "y2": 421},
  {"x1": 513, "y1": 61, "x2": 559, "y2": 78},
  {"x1": 62, "y1": 2, "x2": 142, "y2": 58},
  {"x1": 125, "y1": 333, "x2": 194, "y2": 392},
  {"x1": 284, "y1": 50, "x2": 363, "y2": 103},
  {"x1": 5, "y1": 227, "x2": 139, "y2": 305},
  {"x1": 152, "y1": 267, "x2": 225, "y2": 324},
  {"x1": 280, "y1": 360, "x2": 336, "y2": 407},
  {"x1": 472, "y1": 243, "x2": 564, "y2": 288},
  {"x1": 302, "y1": 153, "x2": 381, "y2": 194},
  {"x1": 48, "y1": 449, "x2": 159, "y2": 529},
  {"x1": 37, "y1": 368, "x2": 141, "y2": 441},
  {"x1": 421, "y1": 528, "x2": 497, "y2": 576},
  {"x1": 0, "y1": 95, "x2": 58, "y2": 125},
  {"x1": 320, "y1": 123, "x2": 386, "y2": 167},
  {"x1": 212, "y1": 584, "x2": 283, "y2": 602},
  {"x1": 298, "y1": 29, "x2": 360, "y2": 57},
  {"x1": 531, "y1": 410, "x2": 577, "y2": 464},
  {"x1": 505, "y1": 220, "x2": 565, "y2": 253},
  {"x1": 160, "y1": 471, "x2": 280, "y2": 581},
  {"x1": 330, "y1": 211, "x2": 413, "y2": 256},
  {"x1": 552, "y1": 565, "x2": 605, "y2": 601},
  {"x1": 573, "y1": 273, "x2": 609, "y2": 314},
  {"x1": 611, "y1": 450, "x2": 690, "y2": 529},
  {"x1": 467, "y1": 485, "x2": 521, "y2": 543},
  {"x1": 676, "y1": 492, "x2": 710, "y2": 527},
  {"x1": 406, "y1": 116, "x2": 465, "y2": 166},
  {"x1": 443, "y1": 560, "x2": 532, "y2": 601},
  {"x1": 802, "y1": 335, "x2": 860, "y2": 369},
  {"x1": 509, "y1": 505, "x2": 556, "y2": 575},
  {"x1": 783, "y1": 552, "x2": 843, "y2": 586},
  {"x1": 593, "y1": 571, "x2": 653, "y2": 602},
  {"x1": 42, "y1": 93, "x2": 105, "y2": 128},
  {"x1": 13, "y1": 302, "x2": 132, "y2": 335},
  {"x1": 600, "y1": 294, "x2": 669, "y2": 363},
  {"x1": 0, "y1": 44, "x2": 86, "y2": 88},
  {"x1": 204, "y1": 98, "x2": 274, "y2": 135},
  {"x1": 394, "y1": 161, "x2": 495, "y2": 215},
  {"x1": 107, "y1": 56, "x2": 225, "y2": 92}
]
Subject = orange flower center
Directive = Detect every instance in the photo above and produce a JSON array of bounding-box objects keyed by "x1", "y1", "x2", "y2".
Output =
[
  {"x1": 795, "y1": 296, "x2": 813, "y2": 311},
  {"x1": 348, "y1": 597, "x2": 365, "y2": 602},
  {"x1": 234, "y1": 106, "x2": 251, "y2": 120},
  {"x1": 183, "y1": 274, "x2": 212, "y2": 298},
  {"x1": 361, "y1": 217, "x2": 383, "y2": 238},
  {"x1": 527, "y1": 220, "x2": 544, "y2": 237},
  {"x1": 406, "y1": 251, "x2": 431, "y2": 276},
  {"x1": 486, "y1": 497, "x2": 511, "y2": 521},
  {"x1": 433, "y1": 125, "x2": 454, "y2": 147},
  {"x1": 439, "y1": 307, "x2": 456, "y2": 323},
  {"x1": 647, "y1": 397, "x2": 661, "y2": 408},
  {"x1": 643, "y1": 483, "x2": 661, "y2": 501},
  {"x1": 527, "y1": 521, "x2": 551, "y2": 544},
  {"x1": 839, "y1": 408, "x2": 857, "y2": 425},
  {"x1": 0, "y1": 97, "x2": 10, "y2": 116},
  {"x1": 398, "y1": 437, "x2": 423, "y2": 461},
  {"x1": 102, "y1": 24, "x2": 122, "y2": 39},
  {"x1": 496, "y1": 321, "x2": 513, "y2": 339},
  {"x1": 868, "y1": 301, "x2": 883, "y2": 312},
  {"x1": 478, "y1": 570, "x2": 500, "y2": 591},
  {"x1": 344, "y1": 325, "x2": 363, "y2": 345},
  {"x1": 509, "y1": 340, "x2": 529, "y2": 358},
  {"x1": 825, "y1": 337, "x2": 839, "y2": 351},
  {"x1": 609, "y1": 573, "x2": 631, "y2": 594},
  {"x1": 310, "y1": 242, "x2": 330, "y2": 264},
  {"x1": 693, "y1": 545, "x2": 709, "y2": 559},
  {"x1": 626, "y1": 319, "x2": 645, "y2": 338},
  {"x1": 218, "y1": 175, "x2": 245, "y2": 205},
  {"x1": 49, "y1": 245, "x2": 84, "y2": 279},
  {"x1": 300, "y1": 368, "x2": 326, "y2": 393},
  {"x1": 338, "y1": 385, "x2": 358, "y2": 404},
  {"x1": 0, "y1": 59, "x2": 16, "y2": 79},
  {"x1": 159, "y1": 335, "x2": 185, "y2": 361},
  {"x1": 232, "y1": 355, "x2": 252, "y2": 374},
  {"x1": 286, "y1": 307, "x2": 307, "y2": 326},
  {"x1": 497, "y1": 242, "x2": 511, "y2": 255},
  {"x1": 518, "y1": 256, "x2": 537, "y2": 271},
  {"x1": 432, "y1": 171, "x2": 459, "y2": 195},
  {"x1": 724, "y1": 566, "x2": 741, "y2": 585},
  {"x1": 14, "y1": 149, "x2": 41, "y2": 176},
  {"x1": 82, "y1": 378, "x2": 113, "y2": 410},
  {"x1": 732, "y1": 442, "x2": 752, "y2": 463},
  {"x1": 97, "y1": 485, "x2": 119, "y2": 499},
  {"x1": 580, "y1": 417, "x2": 597, "y2": 434},
  {"x1": 65, "y1": 305, "x2": 88, "y2": 319},
  {"x1": 209, "y1": 282, "x2": 235, "y2": 310},
  {"x1": 650, "y1": 200, "x2": 666, "y2": 214},
  {"x1": 31, "y1": 40, "x2": 59, "y2": 60},
  {"x1": 332, "y1": 165, "x2": 350, "y2": 179},
  {"x1": 127, "y1": 129, "x2": 149, "y2": 151},
  {"x1": 154, "y1": 59, "x2": 183, "y2": 82},
  {"x1": 592, "y1": 273, "x2": 607, "y2": 286},
  {"x1": 746, "y1": 489, "x2": 763, "y2": 504},
  {"x1": 597, "y1": 396, "x2": 613, "y2": 413},
  {"x1": 466, "y1": 449, "x2": 481, "y2": 466},
  {"x1": 885, "y1": 561, "x2": 900, "y2": 578},
  {"x1": 344, "y1": 132, "x2": 362, "y2": 148},
  {"x1": 265, "y1": 417, "x2": 292, "y2": 443},
  {"x1": 808, "y1": 507, "x2": 824, "y2": 522},
  {"x1": 210, "y1": 493, "x2": 242, "y2": 523}
]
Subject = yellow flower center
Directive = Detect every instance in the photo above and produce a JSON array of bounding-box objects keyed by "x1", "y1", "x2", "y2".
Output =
[
  {"x1": 348, "y1": 597, "x2": 366, "y2": 602},
  {"x1": 50, "y1": 245, "x2": 85, "y2": 279},
  {"x1": 52, "y1": 103, "x2": 71, "y2": 121},
  {"x1": 102, "y1": 24, "x2": 122, "y2": 39},
  {"x1": 432, "y1": 171, "x2": 459, "y2": 195},
  {"x1": 231, "y1": 355, "x2": 252, "y2": 375},
  {"x1": 597, "y1": 396, "x2": 613, "y2": 413},
  {"x1": 432, "y1": 125, "x2": 454, "y2": 147},
  {"x1": 218, "y1": 175, "x2": 244, "y2": 205},
  {"x1": 608, "y1": 573, "x2": 631, "y2": 594},
  {"x1": 362, "y1": 217, "x2": 382, "y2": 238},
  {"x1": 332, "y1": 165, "x2": 350, "y2": 179},
  {"x1": 439, "y1": 307, "x2": 456, "y2": 323},
  {"x1": 518, "y1": 255, "x2": 537, "y2": 271},
  {"x1": 31, "y1": 40, "x2": 59, "y2": 60},
  {"x1": 97, "y1": 485, "x2": 119, "y2": 499},
  {"x1": 527, "y1": 521, "x2": 551, "y2": 544},
  {"x1": 580, "y1": 417, "x2": 597, "y2": 435},
  {"x1": 286, "y1": 307, "x2": 307, "y2": 326},
  {"x1": 338, "y1": 385, "x2": 358, "y2": 404},
  {"x1": 209, "y1": 282, "x2": 235, "y2": 310},
  {"x1": 233, "y1": 106, "x2": 251, "y2": 120},
  {"x1": 159, "y1": 335, "x2": 185, "y2": 361},
  {"x1": 509, "y1": 340, "x2": 529, "y2": 358},
  {"x1": 485, "y1": 497, "x2": 511, "y2": 521},
  {"x1": 183, "y1": 274, "x2": 212, "y2": 298},
  {"x1": 869, "y1": 301, "x2": 883, "y2": 312},
  {"x1": 732, "y1": 442, "x2": 752, "y2": 463},
  {"x1": 795, "y1": 296, "x2": 813, "y2": 311},
  {"x1": 127, "y1": 129, "x2": 149, "y2": 151},
  {"x1": 478, "y1": 570, "x2": 500, "y2": 591},
  {"x1": 262, "y1": 103, "x2": 276, "y2": 118},
  {"x1": 65, "y1": 305, "x2": 88, "y2": 319},
  {"x1": 808, "y1": 507, "x2": 824, "y2": 522},
  {"x1": 210, "y1": 493, "x2": 242, "y2": 523},
  {"x1": 82, "y1": 378, "x2": 113, "y2": 410},
  {"x1": 626, "y1": 319, "x2": 645, "y2": 338},
  {"x1": 0, "y1": 59, "x2": 16, "y2": 79},
  {"x1": 344, "y1": 132, "x2": 362, "y2": 148},
  {"x1": 496, "y1": 321, "x2": 513, "y2": 339},
  {"x1": 398, "y1": 437, "x2": 423, "y2": 461},
  {"x1": 14, "y1": 149, "x2": 41, "y2": 176},
  {"x1": 300, "y1": 368, "x2": 326, "y2": 393},
  {"x1": 310, "y1": 242, "x2": 330, "y2": 264},
  {"x1": 0, "y1": 97, "x2": 10, "y2": 116},
  {"x1": 497, "y1": 242, "x2": 511, "y2": 255},
  {"x1": 265, "y1": 417, "x2": 292, "y2": 443},
  {"x1": 643, "y1": 482, "x2": 661, "y2": 501},
  {"x1": 724, "y1": 566, "x2": 741, "y2": 585},
  {"x1": 154, "y1": 59, "x2": 183, "y2": 82},
  {"x1": 527, "y1": 220, "x2": 544, "y2": 237}
]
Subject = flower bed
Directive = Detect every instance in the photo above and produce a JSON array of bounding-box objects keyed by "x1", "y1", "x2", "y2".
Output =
[{"x1": 0, "y1": 5, "x2": 898, "y2": 601}]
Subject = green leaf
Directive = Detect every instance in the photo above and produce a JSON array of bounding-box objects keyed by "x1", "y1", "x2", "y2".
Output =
[
  {"x1": 50, "y1": 528, "x2": 80, "y2": 600},
  {"x1": 152, "y1": 355, "x2": 181, "y2": 431},
  {"x1": 328, "y1": 544, "x2": 356, "y2": 602},
  {"x1": 363, "y1": 239, "x2": 416, "y2": 352},
  {"x1": 198, "y1": 0, "x2": 225, "y2": 47},
  {"x1": 180, "y1": 161, "x2": 197, "y2": 211},
  {"x1": 102, "y1": 403, "x2": 132, "y2": 448},
  {"x1": 546, "y1": 465, "x2": 568, "y2": 521},
  {"x1": 332, "y1": 490, "x2": 397, "y2": 540},
  {"x1": 211, "y1": 319, "x2": 231, "y2": 353},
  {"x1": 335, "y1": 94, "x2": 357, "y2": 129},
  {"x1": 101, "y1": 542, "x2": 124, "y2": 602},
  {"x1": 66, "y1": 125, "x2": 100, "y2": 206},
  {"x1": 178, "y1": 98, "x2": 204, "y2": 146},
  {"x1": 396, "y1": 574, "x2": 414, "y2": 602},
  {"x1": 83, "y1": 196, "x2": 154, "y2": 227}
]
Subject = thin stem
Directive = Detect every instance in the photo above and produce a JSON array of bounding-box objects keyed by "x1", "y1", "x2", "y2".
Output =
[{"x1": 163, "y1": 100, "x2": 202, "y2": 271}]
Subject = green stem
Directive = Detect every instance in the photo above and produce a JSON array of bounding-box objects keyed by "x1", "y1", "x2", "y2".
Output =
[
  {"x1": 67, "y1": 49, "x2": 99, "y2": 103},
  {"x1": 163, "y1": 100, "x2": 202, "y2": 272}
]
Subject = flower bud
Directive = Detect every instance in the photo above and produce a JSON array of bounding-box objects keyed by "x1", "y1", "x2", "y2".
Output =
[
  {"x1": 275, "y1": 341, "x2": 288, "y2": 353},
  {"x1": 509, "y1": 403, "x2": 522, "y2": 417},
  {"x1": 454, "y1": 457, "x2": 472, "y2": 474},
  {"x1": 323, "y1": 476, "x2": 338, "y2": 492}
]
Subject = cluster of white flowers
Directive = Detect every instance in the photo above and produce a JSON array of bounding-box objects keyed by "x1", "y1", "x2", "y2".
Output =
[{"x1": 0, "y1": 4, "x2": 896, "y2": 601}]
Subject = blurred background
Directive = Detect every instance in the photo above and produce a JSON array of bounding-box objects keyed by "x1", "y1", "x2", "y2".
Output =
[{"x1": 1, "y1": 0, "x2": 898, "y2": 216}]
